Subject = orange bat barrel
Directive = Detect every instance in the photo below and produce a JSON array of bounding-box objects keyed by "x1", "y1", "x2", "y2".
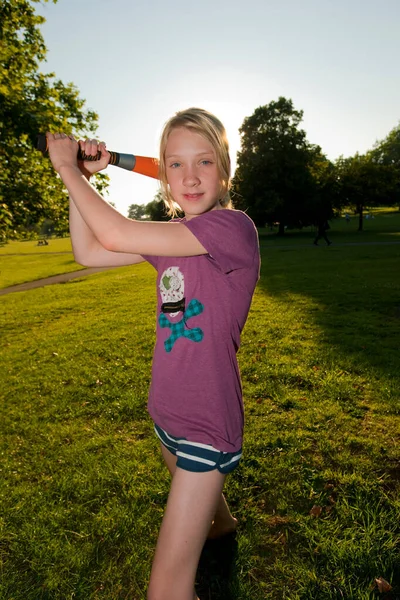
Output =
[{"x1": 133, "y1": 155, "x2": 159, "y2": 179}]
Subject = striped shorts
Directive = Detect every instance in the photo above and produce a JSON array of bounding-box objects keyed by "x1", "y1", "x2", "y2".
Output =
[{"x1": 154, "y1": 423, "x2": 242, "y2": 474}]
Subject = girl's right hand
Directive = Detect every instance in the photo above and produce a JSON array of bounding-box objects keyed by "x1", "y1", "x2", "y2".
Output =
[{"x1": 78, "y1": 139, "x2": 110, "y2": 178}]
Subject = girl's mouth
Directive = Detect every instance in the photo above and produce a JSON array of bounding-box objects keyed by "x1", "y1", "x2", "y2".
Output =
[{"x1": 183, "y1": 193, "x2": 204, "y2": 200}]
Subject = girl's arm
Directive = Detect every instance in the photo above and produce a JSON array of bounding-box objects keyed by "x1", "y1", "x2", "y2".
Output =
[
  {"x1": 67, "y1": 139, "x2": 145, "y2": 267},
  {"x1": 69, "y1": 195, "x2": 145, "y2": 267},
  {"x1": 48, "y1": 134, "x2": 207, "y2": 258}
]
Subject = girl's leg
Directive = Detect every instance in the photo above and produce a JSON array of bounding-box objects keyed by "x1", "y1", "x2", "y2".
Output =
[
  {"x1": 207, "y1": 493, "x2": 238, "y2": 539},
  {"x1": 147, "y1": 465, "x2": 226, "y2": 600},
  {"x1": 159, "y1": 444, "x2": 237, "y2": 538}
]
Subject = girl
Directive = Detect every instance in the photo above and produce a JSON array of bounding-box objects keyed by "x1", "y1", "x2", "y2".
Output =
[{"x1": 47, "y1": 108, "x2": 260, "y2": 600}]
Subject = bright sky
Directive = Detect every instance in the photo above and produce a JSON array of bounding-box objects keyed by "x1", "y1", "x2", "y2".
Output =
[{"x1": 38, "y1": 0, "x2": 400, "y2": 216}]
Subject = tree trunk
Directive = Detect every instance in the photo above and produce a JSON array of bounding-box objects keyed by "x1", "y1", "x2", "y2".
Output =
[
  {"x1": 357, "y1": 204, "x2": 363, "y2": 231},
  {"x1": 278, "y1": 222, "x2": 285, "y2": 236}
]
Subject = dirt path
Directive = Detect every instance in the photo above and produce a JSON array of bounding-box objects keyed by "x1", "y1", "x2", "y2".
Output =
[{"x1": 0, "y1": 267, "x2": 113, "y2": 296}]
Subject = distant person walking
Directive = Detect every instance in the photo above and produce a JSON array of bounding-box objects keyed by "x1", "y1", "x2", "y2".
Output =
[{"x1": 313, "y1": 220, "x2": 332, "y2": 246}]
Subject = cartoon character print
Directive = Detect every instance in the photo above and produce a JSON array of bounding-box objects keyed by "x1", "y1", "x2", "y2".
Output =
[
  {"x1": 158, "y1": 266, "x2": 204, "y2": 353},
  {"x1": 159, "y1": 266, "x2": 185, "y2": 317}
]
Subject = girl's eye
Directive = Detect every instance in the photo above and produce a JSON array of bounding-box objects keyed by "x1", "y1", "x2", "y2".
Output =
[
  {"x1": 201, "y1": 160, "x2": 212, "y2": 165},
  {"x1": 170, "y1": 162, "x2": 181, "y2": 168}
]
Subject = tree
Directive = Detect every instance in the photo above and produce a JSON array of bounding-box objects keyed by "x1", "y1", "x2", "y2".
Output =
[
  {"x1": 233, "y1": 97, "x2": 318, "y2": 234},
  {"x1": 0, "y1": 0, "x2": 108, "y2": 241},
  {"x1": 128, "y1": 194, "x2": 172, "y2": 222},
  {"x1": 127, "y1": 203, "x2": 149, "y2": 220},
  {"x1": 145, "y1": 191, "x2": 170, "y2": 221},
  {"x1": 306, "y1": 149, "x2": 339, "y2": 225},
  {"x1": 371, "y1": 124, "x2": 400, "y2": 211},
  {"x1": 372, "y1": 123, "x2": 400, "y2": 167},
  {"x1": 336, "y1": 153, "x2": 399, "y2": 231}
]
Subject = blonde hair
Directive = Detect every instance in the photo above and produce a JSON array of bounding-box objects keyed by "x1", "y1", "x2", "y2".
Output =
[{"x1": 158, "y1": 107, "x2": 232, "y2": 217}]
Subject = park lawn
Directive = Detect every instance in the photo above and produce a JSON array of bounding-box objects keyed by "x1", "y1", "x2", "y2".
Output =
[
  {"x1": 259, "y1": 209, "x2": 400, "y2": 246},
  {"x1": 1, "y1": 244, "x2": 400, "y2": 599},
  {"x1": 0, "y1": 238, "x2": 84, "y2": 289},
  {"x1": 1, "y1": 210, "x2": 399, "y2": 288},
  {"x1": 0, "y1": 238, "x2": 73, "y2": 255},
  {"x1": 0, "y1": 254, "x2": 85, "y2": 289}
]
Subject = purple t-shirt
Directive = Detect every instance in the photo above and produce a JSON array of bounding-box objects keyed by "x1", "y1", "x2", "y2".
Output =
[{"x1": 143, "y1": 209, "x2": 260, "y2": 452}]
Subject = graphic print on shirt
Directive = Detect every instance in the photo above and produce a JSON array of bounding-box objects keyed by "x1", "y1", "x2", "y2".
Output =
[{"x1": 158, "y1": 266, "x2": 204, "y2": 353}]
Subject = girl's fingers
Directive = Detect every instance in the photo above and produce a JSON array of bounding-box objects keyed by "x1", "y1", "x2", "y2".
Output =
[
  {"x1": 74, "y1": 138, "x2": 109, "y2": 173},
  {"x1": 45, "y1": 132, "x2": 78, "y2": 172},
  {"x1": 46, "y1": 132, "x2": 77, "y2": 148},
  {"x1": 99, "y1": 142, "x2": 109, "y2": 159},
  {"x1": 85, "y1": 139, "x2": 100, "y2": 157},
  {"x1": 48, "y1": 132, "x2": 76, "y2": 143}
]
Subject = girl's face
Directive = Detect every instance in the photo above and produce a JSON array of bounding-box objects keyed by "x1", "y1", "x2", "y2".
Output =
[{"x1": 164, "y1": 127, "x2": 223, "y2": 220}]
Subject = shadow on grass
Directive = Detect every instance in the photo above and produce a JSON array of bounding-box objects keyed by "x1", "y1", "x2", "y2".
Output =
[
  {"x1": 254, "y1": 243, "x2": 400, "y2": 395},
  {"x1": 196, "y1": 533, "x2": 239, "y2": 600},
  {"x1": 257, "y1": 212, "x2": 400, "y2": 246}
]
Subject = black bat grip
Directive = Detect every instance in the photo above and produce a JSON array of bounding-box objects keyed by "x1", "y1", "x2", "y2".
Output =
[
  {"x1": 36, "y1": 134, "x2": 109, "y2": 162},
  {"x1": 36, "y1": 135, "x2": 135, "y2": 171}
]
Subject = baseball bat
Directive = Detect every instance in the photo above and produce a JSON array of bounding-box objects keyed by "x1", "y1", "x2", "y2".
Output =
[{"x1": 36, "y1": 134, "x2": 159, "y2": 180}]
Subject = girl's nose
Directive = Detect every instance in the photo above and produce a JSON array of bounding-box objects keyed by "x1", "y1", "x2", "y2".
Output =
[{"x1": 183, "y1": 168, "x2": 200, "y2": 187}]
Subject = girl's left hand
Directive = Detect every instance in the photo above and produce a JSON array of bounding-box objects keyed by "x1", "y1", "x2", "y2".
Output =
[
  {"x1": 77, "y1": 139, "x2": 110, "y2": 176},
  {"x1": 46, "y1": 133, "x2": 79, "y2": 173}
]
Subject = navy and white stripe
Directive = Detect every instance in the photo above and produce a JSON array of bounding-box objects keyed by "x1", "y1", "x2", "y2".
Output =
[{"x1": 154, "y1": 423, "x2": 242, "y2": 474}]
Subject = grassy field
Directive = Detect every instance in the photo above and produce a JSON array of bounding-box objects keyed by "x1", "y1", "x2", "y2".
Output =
[
  {"x1": 0, "y1": 238, "x2": 83, "y2": 289},
  {"x1": 1, "y1": 209, "x2": 399, "y2": 289},
  {"x1": 258, "y1": 210, "x2": 400, "y2": 246},
  {"x1": 1, "y1": 217, "x2": 400, "y2": 599}
]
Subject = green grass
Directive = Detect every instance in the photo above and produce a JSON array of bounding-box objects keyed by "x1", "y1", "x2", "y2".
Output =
[
  {"x1": 1, "y1": 210, "x2": 400, "y2": 289},
  {"x1": 0, "y1": 238, "x2": 84, "y2": 288},
  {"x1": 1, "y1": 227, "x2": 400, "y2": 598},
  {"x1": 0, "y1": 238, "x2": 73, "y2": 255},
  {"x1": 259, "y1": 209, "x2": 400, "y2": 246}
]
